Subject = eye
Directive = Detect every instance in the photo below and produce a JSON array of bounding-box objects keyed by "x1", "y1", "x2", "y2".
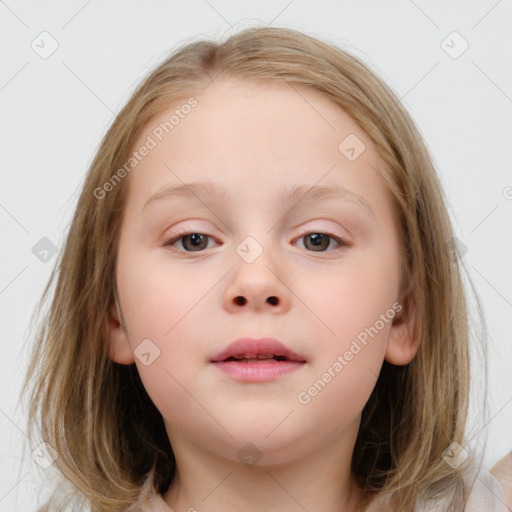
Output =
[
  {"x1": 294, "y1": 231, "x2": 347, "y2": 252},
  {"x1": 163, "y1": 231, "x2": 218, "y2": 252},
  {"x1": 163, "y1": 229, "x2": 348, "y2": 254}
]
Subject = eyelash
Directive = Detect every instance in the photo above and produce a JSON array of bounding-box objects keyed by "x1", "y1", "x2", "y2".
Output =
[{"x1": 162, "y1": 228, "x2": 348, "y2": 253}]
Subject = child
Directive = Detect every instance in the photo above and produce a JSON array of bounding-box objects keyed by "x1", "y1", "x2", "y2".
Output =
[{"x1": 21, "y1": 26, "x2": 509, "y2": 512}]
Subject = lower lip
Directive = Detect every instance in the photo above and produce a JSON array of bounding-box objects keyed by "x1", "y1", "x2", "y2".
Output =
[{"x1": 211, "y1": 360, "x2": 305, "y2": 382}]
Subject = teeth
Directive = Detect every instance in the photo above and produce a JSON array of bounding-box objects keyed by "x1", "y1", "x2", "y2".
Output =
[{"x1": 231, "y1": 354, "x2": 277, "y2": 361}]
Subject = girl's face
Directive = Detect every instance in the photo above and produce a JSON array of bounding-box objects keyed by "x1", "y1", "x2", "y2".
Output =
[{"x1": 107, "y1": 79, "x2": 418, "y2": 465}]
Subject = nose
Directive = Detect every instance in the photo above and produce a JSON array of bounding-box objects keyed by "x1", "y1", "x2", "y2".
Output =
[{"x1": 222, "y1": 248, "x2": 291, "y2": 314}]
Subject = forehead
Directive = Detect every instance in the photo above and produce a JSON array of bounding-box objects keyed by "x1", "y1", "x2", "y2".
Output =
[{"x1": 123, "y1": 78, "x2": 389, "y2": 214}]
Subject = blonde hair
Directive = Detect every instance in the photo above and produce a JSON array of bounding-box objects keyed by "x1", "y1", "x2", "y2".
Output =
[{"x1": 20, "y1": 26, "x2": 488, "y2": 512}]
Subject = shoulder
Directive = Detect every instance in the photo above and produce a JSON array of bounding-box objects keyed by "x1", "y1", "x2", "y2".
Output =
[
  {"x1": 365, "y1": 468, "x2": 509, "y2": 512},
  {"x1": 463, "y1": 468, "x2": 509, "y2": 512},
  {"x1": 416, "y1": 468, "x2": 509, "y2": 512},
  {"x1": 138, "y1": 488, "x2": 174, "y2": 512},
  {"x1": 491, "y1": 451, "x2": 512, "y2": 510}
]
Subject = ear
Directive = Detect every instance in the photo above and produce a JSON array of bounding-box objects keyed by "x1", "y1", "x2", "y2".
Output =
[
  {"x1": 106, "y1": 300, "x2": 135, "y2": 365},
  {"x1": 384, "y1": 285, "x2": 421, "y2": 366}
]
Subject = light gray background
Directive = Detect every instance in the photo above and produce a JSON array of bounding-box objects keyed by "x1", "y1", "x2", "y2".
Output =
[{"x1": 1, "y1": 1, "x2": 511, "y2": 510}]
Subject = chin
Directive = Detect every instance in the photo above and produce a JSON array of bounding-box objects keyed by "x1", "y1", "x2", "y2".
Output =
[
  {"x1": 225, "y1": 426, "x2": 309, "y2": 461},
  {"x1": 229, "y1": 440, "x2": 312, "y2": 469}
]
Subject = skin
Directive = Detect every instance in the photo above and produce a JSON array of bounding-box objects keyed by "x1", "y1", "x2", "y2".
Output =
[
  {"x1": 491, "y1": 452, "x2": 512, "y2": 510},
  {"x1": 106, "y1": 79, "x2": 420, "y2": 512}
]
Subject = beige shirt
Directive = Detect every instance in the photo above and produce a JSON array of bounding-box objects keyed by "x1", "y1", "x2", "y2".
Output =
[
  {"x1": 415, "y1": 469, "x2": 509, "y2": 512},
  {"x1": 140, "y1": 469, "x2": 509, "y2": 512}
]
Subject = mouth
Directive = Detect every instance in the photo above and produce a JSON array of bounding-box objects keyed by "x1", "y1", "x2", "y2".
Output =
[
  {"x1": 210, "y1": 337, "x2": 307, "y2": 382},
  {"x1": 222, "y1": 354, "x2": 292, "y2": 362}
]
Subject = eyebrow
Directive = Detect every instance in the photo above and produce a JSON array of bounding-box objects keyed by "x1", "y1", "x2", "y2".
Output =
[{"x1": 141, "y1": 180, "x2": 375, "y2": 218}]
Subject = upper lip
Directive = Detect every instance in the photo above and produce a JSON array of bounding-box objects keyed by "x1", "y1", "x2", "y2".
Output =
[{"x1": 210, "y1": 337, "x2": 307, "y2": 363}]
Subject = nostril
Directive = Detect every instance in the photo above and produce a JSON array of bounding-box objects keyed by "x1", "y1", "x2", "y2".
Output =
[{"x1": 232, "y1": 296, "x2": 279, "y2": 306}]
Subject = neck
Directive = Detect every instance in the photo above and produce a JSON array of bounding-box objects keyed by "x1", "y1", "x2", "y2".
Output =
[{"x1": 162, "y1": 421, "x2": 365, "y2": 512}]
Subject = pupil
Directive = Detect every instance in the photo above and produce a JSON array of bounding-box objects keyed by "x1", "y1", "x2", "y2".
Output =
[
  {"x1": 306, "y1": 233, "x2": 329, "y2": 251},
  {"x1": 184, "y1": 233, "x2": 206, "y2": 251},
  {"x1": 310, "y1": 234, "x2": 322, "y2": 245},
  {"x1": 190, "y1": 234, "x2": 202, "y2": 246}
]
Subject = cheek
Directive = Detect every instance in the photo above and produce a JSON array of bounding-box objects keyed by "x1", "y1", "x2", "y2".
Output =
[
  {"x1": 117, "y1": 248, "x2": 210, "y2": 341},
  {"x1": 302, "y1": 252, "x2": 400, "y2": 346},
  {"x1": 296, "y1": 268, "x2": 395, "y2": 424},
  {"x1": 296, "y1": 350, "x2": 381, "y2": 438},
  {"x1": 116, "y1": 250, "x2": 213, "y2": 404}
]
